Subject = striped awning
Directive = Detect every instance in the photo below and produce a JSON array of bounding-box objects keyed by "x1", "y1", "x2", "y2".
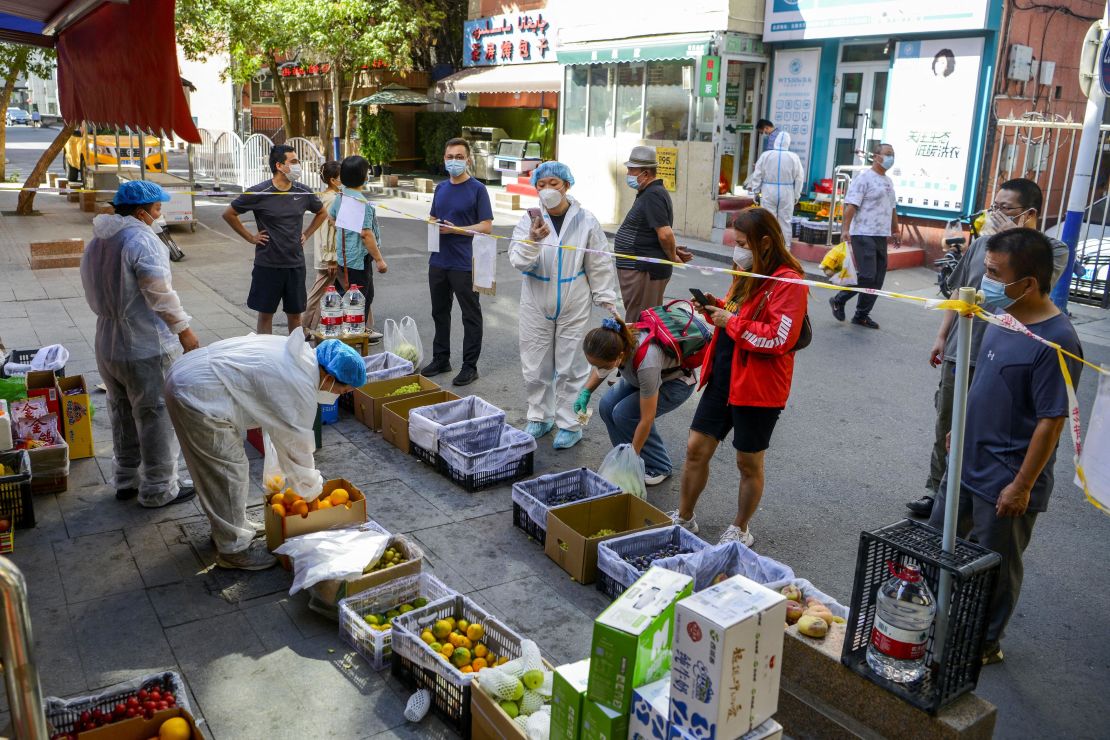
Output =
[{"x1": 557, "y1": 33, "x2": 714, "y2": 65}]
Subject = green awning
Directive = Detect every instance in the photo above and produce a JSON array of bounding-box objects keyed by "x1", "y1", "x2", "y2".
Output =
[{"x1": 558, "y1": 36, "x2": 713, "y2": 65}]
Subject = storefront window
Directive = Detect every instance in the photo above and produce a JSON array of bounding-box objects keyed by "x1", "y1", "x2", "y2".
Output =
[
  {"x1": 250, "y1": 76, "x2": 275, "y2": 104},
  {"x1": 588, "y1": 65, "x2": 614, "y2": 137},
  {"x1": 563, "y1": 66, "x2": 588, "y2": 136},
  {"x1": 870, "y1": 70, "x2": 889, "y2": 128},
  {"x1": 615, "y1": 63, "x2": 644, "y2": 136},
  {"x1": 694, "y1": 95, "x2": 716, "y2": 142},
  {"x1": 644, "y1": 60, "x2": 693, "y2": 142},
  {"x1": 841, "y1": 43, "x2": 889, "y2": 63}
]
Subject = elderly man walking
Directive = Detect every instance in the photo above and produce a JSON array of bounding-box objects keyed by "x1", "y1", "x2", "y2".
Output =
[{"x1": 829, "y1": 143, "x2": 899, "y2": 329}]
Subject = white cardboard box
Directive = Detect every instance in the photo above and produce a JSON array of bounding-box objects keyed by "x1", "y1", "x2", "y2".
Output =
[
  {"x1": 630, "y1": 677, "x2": 669, "y2": 740},
  {"x1": 669, "y1": 718, "x2": 783, "y2": 740},
  {"x1": 668, "y1": 574, "x2": 786, "y2": 739}
]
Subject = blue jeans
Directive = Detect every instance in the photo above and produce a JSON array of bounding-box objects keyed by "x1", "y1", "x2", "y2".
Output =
[{"x1": 598, "y1": 377, "x2": 695, "y2": 476}]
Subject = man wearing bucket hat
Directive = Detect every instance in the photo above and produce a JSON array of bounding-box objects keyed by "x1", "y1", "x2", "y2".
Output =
[
  {"x1": 614, "y1": 145, "x2": 691, "y2": 322},
  {"x1": 81, "y1": 180, "x2": 200, "y2": 508}
]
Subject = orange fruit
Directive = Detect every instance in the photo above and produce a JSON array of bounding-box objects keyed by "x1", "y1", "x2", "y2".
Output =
[
  {"x1": 271, "y1": 503, "x2": 286, "y2": 518},
  {"x1": 441, "y1": 644, "x2": 455, "y2": 659},
  {"x1": 159, "y1": 716, "x2": 191, "y2": 740},
  {"x1": 460, "y1": 665, "x2": 474, "y2": 673},
  {"x1": 471, "y1": 658, "x2": 487, "y2": 671},
  {"x1": 329, "y1": 488, "x2": 350, "y2": 506},
  {"x1": 270, "y1": 492, "x2": 285, "y2": 506},
  {"x1": 317, "y1": 499, "x2": 333, "y2": 510},
  {"x1": 292, "y1": 500, "x2": 309, "y2": 517},
  {"x1": 473, "y1": 644, "x2": 488, "y2": 659},
  {"x1": 466, "y1": 624, "x2": 484, "y2": 642},
  {"x1": 457, "y1": 636, "x2": 472, "y2": 650}
]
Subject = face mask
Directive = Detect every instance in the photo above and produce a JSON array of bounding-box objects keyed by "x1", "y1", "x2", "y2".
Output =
[
  {"x1": 538, "y1": 188, "x2": 564, "y2": 210},
  {"x1": 626, "y1": 174, "x2": 641, "y2": 190},
  {"x1": 881, "y1": 155, "x2": 895, "y2": 170},
  {"x1": 595, "y1": 366, "x2": 615, "y2": 379},
  {"x1": 445, "y1": 159, "x2": 467, "y2": 177},
  {"x1": 316, "y1": 377, "x2": 340, "y2": 405},
  {"x1": 980, "y1": 275, "x2": 1025, "y2": 311},
  {"x1": 733, "y1": 246, "x2": 753, "y2": 270},
  {"x1": 285, "y1": 163, "x2": 303, "y2": 181}
]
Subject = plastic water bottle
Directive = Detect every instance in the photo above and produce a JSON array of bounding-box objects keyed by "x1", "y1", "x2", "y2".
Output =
[
  {"x1": 320, "y1": 286, "x2": 343, "y2": 338},
  {"x1": 866, "y1": 561, "x2": 936, "y2": 684},
  {"x1": 341, "y1": 284, "x2": 366, "y2": 336}
]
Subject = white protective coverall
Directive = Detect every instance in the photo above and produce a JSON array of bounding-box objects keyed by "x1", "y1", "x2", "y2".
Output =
[
  {"x1": 748, "y1": 132, "x2": 804, "y2": 239},
  {"x1": 81, "y1": 213, "x2": 191, "y2": 506},
  {"x1": 509, "y1": 196, "x2": 620, "y2": 432},
  {"x1": 163, "y1": 331, "x2": 322, "y2": 554}
]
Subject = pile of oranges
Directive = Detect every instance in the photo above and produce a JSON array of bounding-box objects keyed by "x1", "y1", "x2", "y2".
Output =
[
  {"x1": 420, "y1": 618, "x2": 508, "y2": 674},
  {"x1": 266, "y1": 475, "x2": 353, "y2": 518}
]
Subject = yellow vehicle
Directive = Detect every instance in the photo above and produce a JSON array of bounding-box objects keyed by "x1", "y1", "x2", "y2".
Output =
[{"x1": 64, "y1": 131, "x2": 167, "y2": 181}]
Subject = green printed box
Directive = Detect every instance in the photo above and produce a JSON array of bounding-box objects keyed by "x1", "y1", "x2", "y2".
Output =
[
  {"x1": 551, "y1": 659, "x2": 591, "y2": 740},
  {"x1": 587, "y1": 566, "x2": 694, "y2": 714},
  {"x1": 582, "y1": 698, "x2": 629, "y2": 740}
]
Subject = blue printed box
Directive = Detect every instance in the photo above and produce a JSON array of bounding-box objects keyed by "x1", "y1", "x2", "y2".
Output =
[{"x1": 630, "y1": 677, "x2": 669, "y2": 740}]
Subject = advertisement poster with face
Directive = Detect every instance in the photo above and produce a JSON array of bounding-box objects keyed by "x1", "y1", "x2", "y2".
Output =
[{"x1": 883, "y1": 37, "x2": 984, "y2": 213}]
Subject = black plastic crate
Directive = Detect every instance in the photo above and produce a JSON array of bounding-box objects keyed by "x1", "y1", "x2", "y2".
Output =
[
  {"x1": 512, "y1": 502, "x2": 545, "y2": 543},
  {"x1": 510, "y1": 468, "x2": 621, "y2": 546},
  {"x1": 0, "y1": 450, "x2": 35, "y2": 529},
  {"x1": 596, "y1": 569, "x2": 626, "y2": 600},
  {"x1": 3, "y1": 348, "x2": 65, "y2": 378},
  {"x1": 841, "y1": 518, "x2": 1001, "y2": 714},
  {"x1": 438, "y1": 451, "x2": 533, "y2": 493},
  {"x1": 411, "y1": 442, "x2": 438, "y2": 467},
  {"x1": 45, "y1": 672, "x2": 186, "y2": 734}
]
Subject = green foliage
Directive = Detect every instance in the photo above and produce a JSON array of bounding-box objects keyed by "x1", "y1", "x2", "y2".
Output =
[
  {"x1": 358, "y1": 108, "x2": 397, "y2": 166},
  {"x1": 0, "y1": 43, "x2": 54, "y2": 83},
  {"x1": 415, "y1": 111, "x2": 461, "y2": 173}
]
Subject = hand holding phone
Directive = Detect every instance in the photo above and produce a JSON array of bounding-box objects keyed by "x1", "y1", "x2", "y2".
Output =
[{"x1": 689, "y1": 288, "x2": 709, "y2": 306}]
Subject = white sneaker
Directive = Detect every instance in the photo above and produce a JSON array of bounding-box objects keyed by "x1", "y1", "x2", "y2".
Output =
[
  {"x1": 216, "y1": 541, "x2": 277, "y2": 571},
  {"x1": 667, "y1": 510, "x2": 699, "y2": 534},
  {"x1": 644, "y1": 472, "x2": 670, "y2": 486},
  {"x1": 719, "y1": 524, "x2": 754, "y2": 547},
  {"x1": 367, "y1": 329, "x2": 384, "y2": 340}
]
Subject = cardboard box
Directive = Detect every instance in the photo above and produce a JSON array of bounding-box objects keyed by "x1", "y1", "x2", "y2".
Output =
[
  {"x1": 551, "y1": 659, "x2": 591, "y2": 740},
  {"x1": 545, "y1": 494, "x2": 671, "y2": 584},
  {"x1": 471, "y1": 676, "x2": 527, "y2": 740},
  {"x1": 587, "y1": 567, "x2": 693, "y2": 714},
  {"x1": 581, "y1": 698, "x2": 628, "y2": 740},
  {"x1": 630, "y1": 677, "x2": 670, "y2": 740},
  {"x1": 669, "y1": 575, "x2": 786, "y2": 740},
  {"x1": 264, "y1": 478, "x2": 367, "y2": 553},
  {"x1": 669, "y1": 719, "x2": 783, "y2": 740},
  {"x1": 28, "y1": 440, "x2": 68, "y2": 494},
  {"x1": 352, "y1": 374, "x2": 440, "y2": 431},
  {"x1": 26, "y1": 370, "x2": 60, "y2": 414},
  {"x1": 57, "y1": 375, "x2": 93, "y2": 459},
  {"x1": 77, "y1": 707, "x2": 202, "y2": 739},
  {"x1": 380, "y1": 391, "x2": 460, "y2": 454},
  {"x1": 309, "y1": 533, "x2": 423, "y2": 608}
]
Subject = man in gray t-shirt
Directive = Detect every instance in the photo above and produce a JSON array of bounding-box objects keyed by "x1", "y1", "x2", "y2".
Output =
[{"x1": 907, "y1": 177, "x2": 1069, "y2": 517}]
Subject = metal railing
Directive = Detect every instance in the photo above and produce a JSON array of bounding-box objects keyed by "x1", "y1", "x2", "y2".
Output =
[
  {"x1": 0, "y1": 558, "x2": 48, "y2": 738},
  {"x1": 992, "y1": 117, "x2": 1110, "y2": 307},
  {"x1": 285, "y1": 136, "x2": 325, "y2": 191},
  {"x1": 195, "y1": 129, "x2": 317, "y2": 191}
]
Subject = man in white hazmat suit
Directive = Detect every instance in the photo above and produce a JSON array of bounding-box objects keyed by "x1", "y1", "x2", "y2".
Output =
[
  {"x1": 81, "y1": 180, "x2": 200, "y2": 507},
  {"x1": 163, "y1": 334, "x2": 365, "y2": 570},
  {"x1": 747, "y1": 132, "x2": 804, "y2": 240},
  {"x1": 509, "y1": 161, "x2": 621, "y2": 450}
]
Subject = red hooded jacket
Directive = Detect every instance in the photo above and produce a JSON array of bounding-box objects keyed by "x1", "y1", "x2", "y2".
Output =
[{"x1": 698, "y1": 266, "x2": 808, "y2": 407}]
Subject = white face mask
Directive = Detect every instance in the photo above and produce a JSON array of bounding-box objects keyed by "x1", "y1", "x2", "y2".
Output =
[
  {"x1": 733, "y1": 246, "x2": 754, "y2": 270},
  {"x1": 595, "y1": 365, "x2": 615, "y2": 379},
  {"x1": 285, "y1": 163, "x2": 303, "y2": 181},
  {"x1": 538, "y1": 188, "x2": 564, "y2": 210},
  {"x1": 317, "y1": 377, "x2": 339, "y2": 405}
]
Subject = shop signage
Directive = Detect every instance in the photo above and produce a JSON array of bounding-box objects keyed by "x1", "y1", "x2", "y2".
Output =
[
  {"x1": 763, "y1": 0, "x2": 991, "y2": 42},
  {"x1": 657, "y1": 147, "x2": 678, "y2": 192},
  {"x1": 463, "y1": 11, "x2": 558, "y2": 67},
  {"x1": 883, "y1": 37, "x2": 985, "y2": 213},
  {"x1": 766, "y1": 48, "x2": 819, "y2": 174},
  {"x1": 699, "y1": 56, "x2": 720, "y2": 98}
]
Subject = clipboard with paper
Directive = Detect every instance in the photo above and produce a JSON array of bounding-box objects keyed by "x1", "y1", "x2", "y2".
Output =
[{"x1": 472, "y1": 234, "x2": 497, "y2": 296}]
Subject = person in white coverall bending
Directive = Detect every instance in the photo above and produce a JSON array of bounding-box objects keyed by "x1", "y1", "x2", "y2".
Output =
[
  {"x1": 747, "y1": 132, "x2": 804, "y2": 240},
  {"x1": 509, "y1": 161, "x2": 621, "y2": 451},
  {"x1": 163, "y1": 333, "x2": 366, "y2": 571}
]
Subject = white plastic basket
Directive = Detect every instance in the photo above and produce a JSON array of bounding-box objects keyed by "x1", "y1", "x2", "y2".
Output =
[
  {"x1": 363, "y1": 352, "x2": 414, "y2": 383},
  {"x1": 338, "y1": 573, "x2": 455, "y2": 670},
  {"x1": 408, "y1": 396, "x2": 505, "y2": 453}
]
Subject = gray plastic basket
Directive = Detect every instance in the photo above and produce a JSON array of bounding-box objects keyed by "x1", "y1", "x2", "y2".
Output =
[
  {"x1": 511, "y1": 468, "x2": 621, "y2": 544},
  {"x1": 408, "y1": 396, "x2": 506, "y2": 453}
]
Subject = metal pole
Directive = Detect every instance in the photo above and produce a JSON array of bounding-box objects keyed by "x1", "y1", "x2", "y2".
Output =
[
  {"x1": 139, "y1": 127, "x2": 147, "y2": 181},
  {"x1": 934, "y1": 286, "x2": 978, "y2": 655},
  {"x1": 332, "y1": 64, "x2": 342, "y2": 160},
  {"x1": 0, "y1": 558, "x2": 49, "y2": 739},
  {"x1": 1052, "y1": 1, "x2": 1109, "y2": 310}
]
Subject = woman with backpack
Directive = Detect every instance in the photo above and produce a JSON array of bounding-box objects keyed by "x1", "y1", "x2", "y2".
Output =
[
  {"x1": 671, "y1": 207, "x2": 809, "y2": 546},
  {"x1": 576, "y1": 314, "x2": 699, "y2": 485}
]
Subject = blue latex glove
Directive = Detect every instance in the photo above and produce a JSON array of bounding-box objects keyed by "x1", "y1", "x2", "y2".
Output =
[{"x1": 573, "y1": 388, "x2": 593, "y2": 415}]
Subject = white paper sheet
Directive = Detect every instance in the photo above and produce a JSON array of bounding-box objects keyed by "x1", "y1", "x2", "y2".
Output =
[
  {"x1": 335, "y1": 195, "x2": 366, "y2": 232},
  {"x1": 427, "y1": 222, "x2": 440, "y2": 253},
  {"x1": 473, "y1": 234, "x2": 497, "y2": 289}
]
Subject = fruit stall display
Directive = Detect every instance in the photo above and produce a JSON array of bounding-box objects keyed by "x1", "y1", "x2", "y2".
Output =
[
  {"x1": 339, "y1": 573, "x2": 456, "y2": 670},
  {"x1": 45, "y1": 672, "x2": 191, "y2": 736},
  {"x1": 595, "y1": 525, "x2": 710, "y2": 599},
  {"x1": 511, "y1": 468, "x2": 621, "y2": 545}
]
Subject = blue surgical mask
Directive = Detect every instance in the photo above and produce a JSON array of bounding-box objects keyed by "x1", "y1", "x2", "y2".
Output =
[
  {"x1": 980, "y1": 275, "x2": 1024, "y2": 311},
  {"x1": 445, "y1": 159, "x2": 467, "y2": 177},
  {"x1": 881, "y1": 155, "x2": 895, "y2": 170},
  {"x1": 626, "y1": 175, "x2": 641, "y2": 190}
]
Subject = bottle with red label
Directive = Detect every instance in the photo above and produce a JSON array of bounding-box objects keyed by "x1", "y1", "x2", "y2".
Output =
[
  {"x1": 865, "y1": 560, "x2": 936, "y2": 684},
  {"x1": 320, "y1": 286, "x2": 343, "y2": 338},
  {"x1": 341, "y1": 284, "x2": 366, "y2": 336}
]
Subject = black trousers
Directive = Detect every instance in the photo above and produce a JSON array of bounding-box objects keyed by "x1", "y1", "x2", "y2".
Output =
[
  {"x1": 832, "y1": 235, "x2": 888, "y2": 319},
  {"x1": 429, "y1": 266, "x2": 482, "y2": 369}
]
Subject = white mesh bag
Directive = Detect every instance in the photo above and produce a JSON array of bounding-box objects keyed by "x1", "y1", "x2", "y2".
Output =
[
  {"x1": 520, "y1": 689, "x2": 544, "y2": 716},
  {"x1": 526, "y1": 707, "x2": 552, "y2": 740},
  {"x1": 478, "y1": 667, "x2": 523, "y2": 701},
  {"x1": 403, "y1": 689, "x2": 431, "y2": 722},
  {"x1": 511, "y1": 468, "x2": 620, "y2": 531}
]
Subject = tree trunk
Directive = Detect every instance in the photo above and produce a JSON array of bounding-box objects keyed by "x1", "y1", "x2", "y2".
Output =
[
  {"x1": 268, "y1": 57, "x2": 293, "y2": 138},
  {"x1": 0, "y1": 46, "x2": 31, "y2": 181},
  {"x1": 344, "y1": 66, "x2": 360, "y2": 151},
  {"x1": 16, "y1": 122, "x2": 77, "y2": 215}
]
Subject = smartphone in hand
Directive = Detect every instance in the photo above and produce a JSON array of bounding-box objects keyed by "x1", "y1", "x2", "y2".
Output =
[{"x1": 689, "y1": 288, "x2": 709, "y2": 306}]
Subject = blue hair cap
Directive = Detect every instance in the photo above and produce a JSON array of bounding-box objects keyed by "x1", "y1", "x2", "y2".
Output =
[
  {"x1": 315, "y1": 340, "x2": 367, "y2": 387},
  {"x1": 111, "y1": 180, "x2": 172, "y2": 205},
  {"x1": 530, "y1": 161, "x2": 575, "y2": 188}
]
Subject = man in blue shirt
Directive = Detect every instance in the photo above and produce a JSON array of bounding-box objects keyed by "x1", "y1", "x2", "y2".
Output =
[
  {"x1": 424, "y1": 138, "x2": 493, "y2": 386},
  {"x1": 929, "y1": 228, "x2": 1083, "y2": 666}
]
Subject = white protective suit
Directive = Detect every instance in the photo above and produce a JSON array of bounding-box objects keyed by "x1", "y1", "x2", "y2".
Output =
[
  {"x1": 81, "y1": 213, "x2": 191, "y2": 505},
  {"x1": 509, "y1": 196, "x2": 620, "y2": 432},
  {"x1": 748, "y1": 132, "x2": 804, "y2": 239},
  {"x1": 163, "y1": 330, "x2": 323, "y2": 554}
]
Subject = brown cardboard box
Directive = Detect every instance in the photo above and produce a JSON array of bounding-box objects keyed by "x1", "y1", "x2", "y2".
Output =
[
  {"x1": 26, "y1": 370, "x2": 60, "y2": 414},
  {"x1": 76, "y1": 707, "x2": 202, "y2": 739},
  {"x1": 352, "y1": 375, "x2": 440, "y2": 431},
  {"x1": 309, "y1": 533, "x2": 424, "y2": 608},
  {"x1": 544, "y1": 494, "x2": 670, "y2": 584},
  {"x1": 264, "y1": 478, "x2": 367, "y2": 553},
  {"x1": 57, "y1": 375, "x2": 94, "y2": 459},
  {"x1": 471, "y1": 660, "x2": 555, "y2": 740},
  {"x1": 28, "y1": 440, "x2": 68, "y2": 494},
  {"x1": 380, "y1": 391, "x2": 460, "y2": 454}
]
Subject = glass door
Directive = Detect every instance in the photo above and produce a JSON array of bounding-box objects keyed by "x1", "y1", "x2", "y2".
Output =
[
  {"x1": 826, "y1": 44, "x2": 890, "y2": 174},
  {"x1": 717, "y1": 60, "x2": 761, "y2": 194}
]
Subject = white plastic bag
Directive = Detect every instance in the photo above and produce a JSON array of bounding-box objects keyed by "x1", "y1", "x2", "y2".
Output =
[
  {"x1": 274, "y1": 524, "x2": 390, "y2": 595},
  {"x1": 1077, "y1": 366, "x2": 1110, "y2": 513},
  {"x1": 383, "y1": 316, "x2": 424, "y2": 368},
  {"x1": 598, "y1": 443, "x2": 646, "y2": 499}
]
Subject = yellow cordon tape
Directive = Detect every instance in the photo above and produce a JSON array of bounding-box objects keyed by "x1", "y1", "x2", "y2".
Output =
[{"x1": 10, "y1": 184, "x2": 1108, "y2": 512}]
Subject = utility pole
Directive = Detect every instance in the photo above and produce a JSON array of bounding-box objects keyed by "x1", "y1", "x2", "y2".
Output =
[
  {"x1": 1052, "y1": 1, "x2": 1110, "y2": 310},
  {"x1": 332, "y1": 64, "x2": 342, "y2": 161}
]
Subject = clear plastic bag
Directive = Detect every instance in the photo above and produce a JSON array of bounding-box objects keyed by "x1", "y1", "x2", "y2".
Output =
[
  {"x1": 787, "y1": 577, "x2": 849, "y2": 619},
  {"x1": 438, "y1": 425, "x2": 536, "y2": 475},
  {"x1": 363, "y1": 352, "x2": 414, "y2": 383},
  {"x1": 408, "y1": 396, "x2": 506, "y2": 453},
  {"x1": 651, "y1": 541, "x2": 794, "y2": 592},
  {"x1": 598, "y1": 443, "x2": 646, "y2": 499},
  {"x1": 274, "y1": 524, "x2": 390, "y2": 595},
  {"x1": 383, "y1": 316, "x2": 424, "y2": 368}
]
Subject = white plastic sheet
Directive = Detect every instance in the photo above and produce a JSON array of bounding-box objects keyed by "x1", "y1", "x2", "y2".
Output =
[
  {"x1": 652, "y1": 541, "x2": 795, "y2": 592},
  {"x1": 363, "y1": 352, "x2": 414, "y2": 383},
  {"x1": 473, "y1": 234, "x2": 497, "y2": 291},
  {"x1": 1078, "y1": 367, "x2": 1110, "y2": 513},
  {"x1": 427, "y1": 222, "x2": 440, "y2": 253},
  {"x1": 275, "y1": 524, "x2": 390, "y2": 595},
  {"x1": 439, "y1": 425, "x2": 536, "y2": 475},
  {"x1": 3, "y1": 344, "x2": 70, "y2": 375},
  {"x1": 336, "y1": 194, "x2": 368, "y2": 232},
  {"x1": 408, "y1": 396, "x2": 506, "y2": 453}
]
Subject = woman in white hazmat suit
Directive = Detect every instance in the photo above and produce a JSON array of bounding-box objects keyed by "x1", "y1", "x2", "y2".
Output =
[
  {"x1": 747, "y1": 132, "x2": 804, "y2": 240},
  {"x1": 509, "y1": 161, "x2": 621, "y2": 450},
  {"x1": 163, "y1": 334, "x2": 365, "y2": 570},
  {"x1": 80, "y1": 180, "x2": 200, "y2": 508}
]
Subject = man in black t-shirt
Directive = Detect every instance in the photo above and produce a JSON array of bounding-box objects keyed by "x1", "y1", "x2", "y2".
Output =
[
  {"x1": 614, "y1": 146, "x2": 690, "y2": 322},
  {"x1": 223, "y1": 145, "x2": 326, "y2": 335}
]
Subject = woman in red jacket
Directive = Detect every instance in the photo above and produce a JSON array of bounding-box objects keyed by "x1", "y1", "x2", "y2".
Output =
[{"x1": 670, "y1": 207, "x2": 808, "y2": 546}]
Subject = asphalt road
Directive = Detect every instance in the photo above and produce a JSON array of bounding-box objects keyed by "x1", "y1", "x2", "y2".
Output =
[{"x1": 2, "y1": 124, "x2": 67, "y2": 178}]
